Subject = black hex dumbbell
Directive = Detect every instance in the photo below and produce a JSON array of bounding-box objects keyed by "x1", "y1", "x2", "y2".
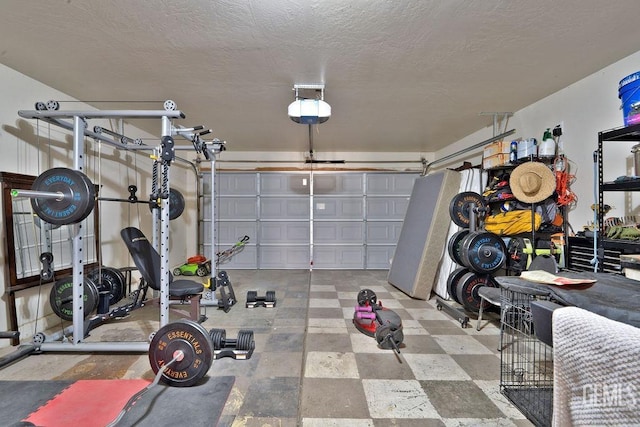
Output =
[
  {"x1": 245, "y1": 290, "x2": 276, "y2": 308},
  {"x1": 208, "y1": 328, "x2": 255, "y2": 360}
]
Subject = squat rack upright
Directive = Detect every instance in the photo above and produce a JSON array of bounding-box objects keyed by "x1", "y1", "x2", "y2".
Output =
[{"x1": 14, "y1": 101, "x2": 218, "y2": 352}]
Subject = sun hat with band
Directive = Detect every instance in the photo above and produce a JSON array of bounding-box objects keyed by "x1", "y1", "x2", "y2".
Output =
[{"x1": 509, "y1": 161, "x2": 556, "y2": 203}]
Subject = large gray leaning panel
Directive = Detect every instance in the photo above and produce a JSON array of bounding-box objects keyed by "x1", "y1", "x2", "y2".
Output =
[{"x1": 388, "y1": 170, "x2": 461, "y2": 299}]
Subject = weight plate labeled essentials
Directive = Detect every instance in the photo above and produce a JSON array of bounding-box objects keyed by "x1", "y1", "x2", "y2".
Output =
[
  {"x1": 455, "y1": 272, "x2": 498, "y2": 313},
  {"x1": 460, "y1": 231, "x2": 507, "y2": 274},
  {"x1": 148, "y1": 188, "x2": 185, "y2": 220},
  {"x1": 446, "y1": 267, "x2": 470, "y2": 304},
  {"x1": 87, "y1": 266, "x2": 125, "y2": 306},
  {"x1": 31, "y1": 168, "x2": 96, "y2": 225},
  {"x1": 50, "y1": 276, "x2": 99, "y2": 320},
  {"x1": 447, "y1": 229, "x2": 470, "y2": 265},
  {"x1": 149, "y1": 319, "x2": 214, "y2": 387},
  {"x1": 449, "y1": 192, "x2": 486, "y2": 228}
]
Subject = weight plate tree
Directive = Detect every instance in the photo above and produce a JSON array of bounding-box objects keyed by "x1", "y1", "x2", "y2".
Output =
[
  {"x1": 30, "y1": 168, "x2": 96, "y2": 225},
  {"x1": 50, "y1": 277, "x2": 99, "y2": 320},
  {"x1": 149, "y1": 319, "x2": 214, "y2": 387},
  {"x1": 449, "y1": 191, "x2": 486, "y2": 228}
]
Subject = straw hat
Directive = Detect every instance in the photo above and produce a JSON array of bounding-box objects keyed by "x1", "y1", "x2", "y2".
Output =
[{"x1": 509, "y1": 162, "x2": 556, "y2": 203}]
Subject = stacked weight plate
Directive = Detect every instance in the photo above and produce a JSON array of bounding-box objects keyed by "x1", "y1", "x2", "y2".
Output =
[{"x1": 446, "y1": 192, "x2": 506, "y2": 313}]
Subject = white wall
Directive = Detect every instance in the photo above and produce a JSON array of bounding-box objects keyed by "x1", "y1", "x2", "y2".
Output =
[
  {"x1": 0, "y1": 64, "x2": 193, "y2": 342},
  {"x1": 435, "y1": 50, "x2": 640, "y2": 232}
]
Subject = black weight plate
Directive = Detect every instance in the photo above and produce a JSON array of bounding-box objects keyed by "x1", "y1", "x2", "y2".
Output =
[
  {"x1": 86, "y1": 277, "x2": 99, "y2": 315},
  {"x1": 446, "y1": 267, "x2": 469, "y2": 304},
  {"x1": 459, "y1": 231, "x2": 484, "y2": 269},
  {"x1": 149, "y1": 319, "x2": 214, "y2": 387},
  {"x1": 237, "y1": 330, "x2": 254, "y2": 351},
  {"x1": 50, "y1": 276, "x2": 99, "y2": 320},
  {"x1": 463, "y1": 232, "x2": 507, "y2": 274},
  {"x1": 31, "y1": 168, "x2": 95, "y2": 225},
  {"x1": 447, "y1": 230, "x2": 469, "y2": 265},
  {"x1": 456, "y1": 272, "x2": 498, "y2": 313},
  {"x1": 169, "y1": 188, "x2": 185, "y2": 220},
  {"x1": 357, "y1": 289, "x2": 377, "y2": 306},
  {"x1": 266, "y1": 291, "x2": 276, "y2": 303},
  {"x1": 449, "y1": 191, "x2": 486, "y2": 228},
  {"x1": 148, "y1": 188, "x2": 185, "y2": 220},
  {"x1": 246, "y1": 291, "x2": 257, "y2": 303},
  {"x1": 375, "y1": 325, "x2": 391, "y2": 347},
  {"x1": 375, "y1": 325, "x2": 403, "y2": 350},
  {"x1": 87, "y1": 267, "x2": 125, "y2": 306},
  {"x1": 209, "y1": 328, "x2": 226, "y2": 350}
]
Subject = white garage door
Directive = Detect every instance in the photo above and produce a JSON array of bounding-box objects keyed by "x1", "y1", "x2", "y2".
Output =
[{"x1": 201, "y1": 171, "x2": 417, "y2": 269}]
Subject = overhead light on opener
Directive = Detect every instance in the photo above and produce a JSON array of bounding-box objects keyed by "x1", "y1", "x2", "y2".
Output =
[{"x1": 288, "y1": 83, "x2": 331, "y2": 124}]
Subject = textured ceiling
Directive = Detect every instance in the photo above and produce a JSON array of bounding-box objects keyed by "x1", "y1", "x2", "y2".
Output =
[{"x1": 1, "y1": 0, "x2": 640, "y2": 155}]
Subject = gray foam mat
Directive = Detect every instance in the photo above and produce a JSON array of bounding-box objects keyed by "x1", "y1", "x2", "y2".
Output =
[
  {"x1": 0, "y1": 380, "x2": 73, "y2": 426},
  {"x1": 0, "y1": 376, "x2": 234, "y2": 427},
  {"x1": 116, "y1": 376, "x2": 235, "y2": 426}
]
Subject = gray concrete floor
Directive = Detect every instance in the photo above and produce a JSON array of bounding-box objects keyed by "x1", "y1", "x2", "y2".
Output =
[{"x1": 0, "y1": 270, "x2": 535, "y2": 426}]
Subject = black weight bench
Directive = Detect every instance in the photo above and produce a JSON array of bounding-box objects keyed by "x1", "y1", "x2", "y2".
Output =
[{"x1": 120, "y1": 227, "x2": 204, "y2": 322}]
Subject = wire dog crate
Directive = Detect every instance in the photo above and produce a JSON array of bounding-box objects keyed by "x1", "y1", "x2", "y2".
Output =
[{"x1": 500, "y1": 282, "x2": 553, "y2": 427}]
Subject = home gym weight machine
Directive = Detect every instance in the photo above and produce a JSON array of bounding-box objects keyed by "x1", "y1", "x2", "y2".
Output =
[
  {"x1": 5, "y1": 100, "x2": 230, "y2": 385},
  {"x1": 94, "y1": 120, "x2": 236, "y2": 311}
]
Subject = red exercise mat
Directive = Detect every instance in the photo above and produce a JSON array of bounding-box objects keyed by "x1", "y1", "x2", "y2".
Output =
[{"x1": 24, "y1": 379, "x2": 149, "y2": 427}]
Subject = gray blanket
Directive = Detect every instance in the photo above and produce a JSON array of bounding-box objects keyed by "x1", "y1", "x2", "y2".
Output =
[{"x1": 553, "y1": 307, "x2": 640, "y2": 426}]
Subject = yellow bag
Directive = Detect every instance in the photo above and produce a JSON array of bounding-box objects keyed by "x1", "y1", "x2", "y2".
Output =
[{"x1": 483, "y1": 210, "x2": 542, "y2": 236}]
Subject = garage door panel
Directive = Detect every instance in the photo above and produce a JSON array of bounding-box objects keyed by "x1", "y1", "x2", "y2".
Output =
[
  {"x1": 260, "y1": 222, "x2": 310, "y2": 243},
  {"x1": 366, "y1": 246, "x2": 395, "y2": 269},
  {"x1": 261, "y1": 197, "x2": 309, "y2": 219},
  {"x1": 314, "y1": 174, "x2": 363, "y2": 195},
  {"x1": 314, "y1": 197, "x2": 363, "y2": 219},
  {"x1": 217, "y1": 197, "x2": 258, "y2": 219},
  {"x1": 216, "y1": 245, "x2": 257, "y2": 269},
  {"x1": 209, "y1": 221, "x2": 257, "y2": 245},
  {"x1": 366, "y1": 222, "x2": 403, "y2": 244},
  {"x1": 208, "y1": 173, "x2": 257, "y2": 195},
  {"x1": 313, "y1": 246, "x2": 364, "y2": 269},
  {"x1": 367, "y1": 174, "x2": 416, "y2": 194},
  {"x1": 261, "y1": 173, "x2": 310, "y2": 195},
  {"x1": 366, "y1": 197, "x2": 410, "y2": 220},
  {"x1": 314, "y1": 222, "x2": 364, "y2": 243},
  {"x1": 259, "y1": 245, "x2": 310, "y2": 268}
]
